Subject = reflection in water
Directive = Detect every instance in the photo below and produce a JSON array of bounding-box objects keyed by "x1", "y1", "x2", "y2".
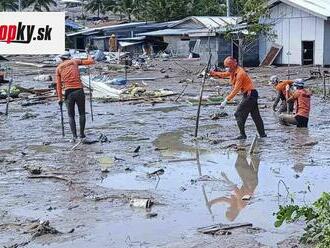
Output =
[
  {"x1": 196, "y1": 146, "x2": 260, "y2": 222},
  {"x1": 290, "y1": 128, "x2": 313, "y2": 173}
]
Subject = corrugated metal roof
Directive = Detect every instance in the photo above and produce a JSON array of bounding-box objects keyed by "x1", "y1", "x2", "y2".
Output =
[
  {"x1": 170, "y1": 16, "x2": 241, "y2": 29},
  {"x1": 269, "y1": 0, "x2": 330, "y2": 19},
  {"x1": 67, "y1": 22, "x2": 147, "y2": 37},
  {"x1": 137, "y1": 28, "x2": 216, "y2": 37}
]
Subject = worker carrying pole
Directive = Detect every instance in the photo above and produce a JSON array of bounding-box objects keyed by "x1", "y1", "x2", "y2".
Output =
[
  {"x1": 56, "y1": 52, "x2": 95, "y2": 143},
  {"x1": 209, "y1": 56, "x2": 267, "y2": 140}
]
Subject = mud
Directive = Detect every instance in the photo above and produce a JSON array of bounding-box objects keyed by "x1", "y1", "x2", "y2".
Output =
[{"x1": 0, "y1": 57, "x2": 328, "y2": 247}]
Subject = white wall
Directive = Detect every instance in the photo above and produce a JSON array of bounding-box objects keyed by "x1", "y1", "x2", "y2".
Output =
[{"x1": 260, "y1": 2, "x2": 325, "y2": 65}]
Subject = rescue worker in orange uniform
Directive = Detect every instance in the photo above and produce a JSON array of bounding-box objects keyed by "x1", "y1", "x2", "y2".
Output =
[
  {"x1": 279, "y1": 79, "x2": 311, "y2": 128},
  {"x1": 56, "y1": 52, "x2": 95, "y2": 142},
  {"x1": 210, "y1": 56, "x2": 267, "y2": 140},
  {"x1": 270, "y1": 75, "x2": 294, "y2": 113}
]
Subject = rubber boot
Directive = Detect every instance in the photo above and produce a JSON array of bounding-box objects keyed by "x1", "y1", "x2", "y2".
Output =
[{"x1": 79, "y1": 114, "x2": 86, "y2": 139}]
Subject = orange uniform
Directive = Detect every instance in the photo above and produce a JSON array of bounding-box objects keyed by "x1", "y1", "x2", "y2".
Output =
[
  {"x1": 290, "y1": 89, "x2": 311, "y2": 118},
  {"x1": 56, "y1": 56, "x2": 94, "y2": 100},
  {"x1": 210, "y1": 67, "x2": 255, "y2": 101},
  {"x1": 275, "y1": 80, "x2": 293, "y2": 98}
]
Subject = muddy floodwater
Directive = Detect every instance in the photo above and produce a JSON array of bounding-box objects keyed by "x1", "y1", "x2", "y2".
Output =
[{"x1": 0, "y1": 58, "x2": 329, "y2": 247}]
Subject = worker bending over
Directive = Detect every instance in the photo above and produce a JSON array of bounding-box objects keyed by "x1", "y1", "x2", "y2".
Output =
[
  {"x1": 270, "y1": 75, "x2": 294, "y2": 113},
  {"x1": 56, "y1": 52, "x2": 95, "y2": 142},
  {"x1": 210, "y1": 57, "x2": 267, "y2": 140},
  {"x1": 279, "y1": 79, "x2": 311, "y2": 128}
]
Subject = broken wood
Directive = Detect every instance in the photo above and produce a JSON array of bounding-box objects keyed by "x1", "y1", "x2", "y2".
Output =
[
  {"x1": 27, "y1": 175, "x2": 71, "y2": 182},
  {"x1": 167, "y1": 158, "x2": 197, "y2": 163},
  {"x1": 260, "y1": 43, "x2": 282, "y2": 66},
  {"x1": 198, "y1": 222, "x2": 253, "y2": 235}
]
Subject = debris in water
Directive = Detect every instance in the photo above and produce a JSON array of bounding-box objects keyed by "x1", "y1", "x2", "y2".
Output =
[
  {"x1": 20, "y1": 112, "x2": 38, "y2": 120},
  {"x1": 242, "y1": 195, "x2": 251, "y2": 201},
  {"x1": 26, "y1": 165, "x2": 42, "y2": 175},
  {"x1": 130, "y1": 198, "x2": 153, "y2": 208},
  {"x1": 210, "y1": 112, "x2": 228, "y2": 120},
  {"x1": 146, "y1": 213, "x2": 158, "y2": 219},
  {"x1": 134, "y1": 146, "x2": 141, "y2": 153},
  {"x1": 198, "y1": 223, "x2": 253, "y2": 235},
  {"x1": 27, "y1": 220, "x2": 62, "y2": 239},
  {"x1": 147, "y1": 169, "x2": 164, "y2": 178},
  {"x1": 98, "y1": 133, "x2": 109, "y2": 143}
]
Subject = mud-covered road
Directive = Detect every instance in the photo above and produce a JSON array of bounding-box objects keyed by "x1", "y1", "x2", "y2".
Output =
[{"x1": 0, "y1": 57, "x2": 328, "y2": 247}]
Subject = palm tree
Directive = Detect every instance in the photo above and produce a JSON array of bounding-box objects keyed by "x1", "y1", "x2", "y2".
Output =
[
  {"x1": 110, "y1": 0, "x2": 139, "y2": 22},
  {"x1": 23, "y1": 0, "x2": 57, "y2": 11},
  {"x1": 86, "y1": 0, "x2": 114, "y2": 18},
  {"x1": 0, "y1": 0, "x2": 18, "y2": 11}
]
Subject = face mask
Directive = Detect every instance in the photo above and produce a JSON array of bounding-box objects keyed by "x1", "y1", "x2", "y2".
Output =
[
  {"x1": 293, "y1": 86, "x2": 297, "y2": 90},
  {"x1": 225, "y1": 67, "x2": 230, "y2": 72}
]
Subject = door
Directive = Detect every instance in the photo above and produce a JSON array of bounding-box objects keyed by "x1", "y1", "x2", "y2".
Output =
[
  {"x1": 232, "y1": 40, "x2": 239, "y2": 61},
  {"x1": 302, "y1": 41, "x2": 314, "y2": 65}
]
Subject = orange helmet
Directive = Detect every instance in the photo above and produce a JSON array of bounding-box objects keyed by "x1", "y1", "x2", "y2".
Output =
[{"x1": 224, "y1": 56, "x2": 237, "y2": 69}]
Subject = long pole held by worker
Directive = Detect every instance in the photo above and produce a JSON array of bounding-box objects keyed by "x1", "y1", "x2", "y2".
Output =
[
  {"x1": 60, "y1": 103, "x2": 65, "y2": 137},
  {"x1": 194, "y1": 54, "x2": 212, "y2": 138},
  {"x1": 88, "y1": 66, "x2": 94, "y2": 122},
  {"x1": 5, "y1": 68, "x2": 13, "y2": 116}
]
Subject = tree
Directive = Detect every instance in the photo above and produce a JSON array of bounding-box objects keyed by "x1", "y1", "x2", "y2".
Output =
[
  {"x1": 190, "y1": 0, "x2": 227, "y2": 16},
  {"x1": 22, "y1": 0, "x2": 57, "y2": 11},
  {"x1": 109, "y1": 0, "x2": 140, "y2": 22},
  {"x1": 85, "y1": 0, "x2": 114, "y2": 17},
  {"x1": 224, "y1": 0, "x2": 275, "y2": 66},
  {"x1": 0, "y1": 0, "x2": 18, "y2": 11}
]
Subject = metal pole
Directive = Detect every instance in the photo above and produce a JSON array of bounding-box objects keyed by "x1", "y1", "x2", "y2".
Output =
[
  {"x1": 18, "y1": 0, "x2": 21, "y2": 11},
  {"x1": 323, "y1": 71, "x2": 326, "y2": 99},
  {"x1": 88, "y1": 66, "x2": 94, "y2": 122},
  {"x1": 5, "y1": 68, "x2": 13, "y2": 116}
]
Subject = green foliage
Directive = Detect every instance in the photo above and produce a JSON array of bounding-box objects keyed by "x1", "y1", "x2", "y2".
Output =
[
  {"x1": 23, "y1": 0, "x2": 57, "y2": 11},
  {"x1": 275, "y1": 192, "x2": 330, "y2": 247},
  {"x1": 189, "y1": 0, "x2": 227, "y2": 16},
  {"x1": 0, "y1": 0, "x2": 18, "y2": 11}
]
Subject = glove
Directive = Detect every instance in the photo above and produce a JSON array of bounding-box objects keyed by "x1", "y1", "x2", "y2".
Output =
[
  {"x1": 209, "y1": 70, "x2": 216, "y2": 77},
  {"x1": 220, "y1": 99, "x2": 227, "y2": 109},
  {"x1": 272, "y1": 105, "x2": 277, "y2": 112}
]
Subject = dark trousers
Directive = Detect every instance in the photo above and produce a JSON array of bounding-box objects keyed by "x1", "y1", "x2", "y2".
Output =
[
  {"x1": 234, "y1": 90, "x2": 266, "y2": 137},
  {"x1": 65, "y1": 88, "x2": 86, "y2": 138},
  {"x1": 295, "y1": 115, "x2": 309, "y2": 128}
]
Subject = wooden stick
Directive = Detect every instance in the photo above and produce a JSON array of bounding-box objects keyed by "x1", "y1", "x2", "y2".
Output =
[
  {"x1": 195, "y1": 54, "x2": 212, "y2": 138},
  {"x1": 174, "y1": 84, "x2": 188, "y2": 102},
  {"x1": 27, "y1": 175, "x2": 71, "y2": 182}
]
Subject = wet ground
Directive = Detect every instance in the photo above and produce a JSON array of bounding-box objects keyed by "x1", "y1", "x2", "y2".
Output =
[{"x1": 0, "y1": 57, "x2": 329, "y2": 247}]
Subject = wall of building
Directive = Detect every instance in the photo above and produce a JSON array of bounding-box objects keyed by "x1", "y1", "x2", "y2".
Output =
[
  {"x1": 260, "y1": 2, "x2": 325, "y2": 65},
  {"x1": 323, "y1": 20, "x2": 330, "y2": 65},
  {"x1": 163, "y1": 36, "x2": 190, "y2": 57}
]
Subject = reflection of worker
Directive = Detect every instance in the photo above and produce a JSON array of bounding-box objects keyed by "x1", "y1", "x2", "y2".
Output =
[
  {"x1": 270, "y1": 75, "x2": 294, "y2": 113},
  {"x1": 210, "y1": 56, "x2": 267, "y2": 139},
  {"x1": 290, "y1": 128, "x2": 312, "y2": 173},
  {"x1": 208, "y1": 152, "x2": 260, "y2": 221},
  {"x1": 279, "y1": 79, "x2": 311, "y2": 128},
  {"x1": 56, "y1": 52, "x2": 95, "y2": 142}
]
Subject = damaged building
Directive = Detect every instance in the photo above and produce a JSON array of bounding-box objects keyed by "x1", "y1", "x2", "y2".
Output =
[
  {"x1": 138, "y1": 16, "x2": 260, "y2": 66},
  {"x1": 260, "y1": 0, "x2": 330, "y2": 66}
]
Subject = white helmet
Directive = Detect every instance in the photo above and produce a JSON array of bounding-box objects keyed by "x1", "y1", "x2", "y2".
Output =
[
  {"x1": 270, "y1": 75, "x2": 279, "y2": 85},
  {"x1": 293, "y1": 79, "x2": 304, "y2": 88}
]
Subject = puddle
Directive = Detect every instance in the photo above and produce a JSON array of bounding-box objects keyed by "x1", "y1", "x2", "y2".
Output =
[{"x1": 98, "y1": 147, "x2": 330, "y2": 247}]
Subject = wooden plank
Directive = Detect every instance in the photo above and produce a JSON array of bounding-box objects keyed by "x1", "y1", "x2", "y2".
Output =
[{"x1": 260, "y1": 43, "x2": 282, "y2": 66}]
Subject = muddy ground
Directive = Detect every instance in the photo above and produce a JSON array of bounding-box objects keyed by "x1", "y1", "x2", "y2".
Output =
[{"x1": 0, "y1": 57, "x2": 329, "y2": 248}]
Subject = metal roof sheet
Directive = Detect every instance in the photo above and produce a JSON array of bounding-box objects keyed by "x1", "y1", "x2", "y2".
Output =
[
  {"x1": 170, "y1": 16, "x2": 241, "y2": 29},
  {"x1": 269, "y1": 0, "x2": 330, "y2": 19}
]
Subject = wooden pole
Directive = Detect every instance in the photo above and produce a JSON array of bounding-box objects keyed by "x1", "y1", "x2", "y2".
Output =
[
  {"x1": 323, "y1": 71, "x2": 326, "y2": 99},
  {"x1": 194, "y1": 54, "x2": 212, "y2": 138}
]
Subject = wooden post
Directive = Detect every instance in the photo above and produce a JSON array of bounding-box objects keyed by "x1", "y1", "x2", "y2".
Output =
[{"x1": 323, "y1": 71, "x2": 326, "y2": 99}]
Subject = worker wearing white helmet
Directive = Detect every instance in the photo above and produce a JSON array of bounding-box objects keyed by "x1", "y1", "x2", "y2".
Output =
[
  {"x1": 270, "y1": 75, "x2": 294, "y2": 113},
  {"x1": 279, "y1": 79, "x2": 311, "y2": 128}
]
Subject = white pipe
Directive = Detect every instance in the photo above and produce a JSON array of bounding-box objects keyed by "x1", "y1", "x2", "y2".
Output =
[{"x1": 226, "y1": 0, "x2": 230, "y2": 17}]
